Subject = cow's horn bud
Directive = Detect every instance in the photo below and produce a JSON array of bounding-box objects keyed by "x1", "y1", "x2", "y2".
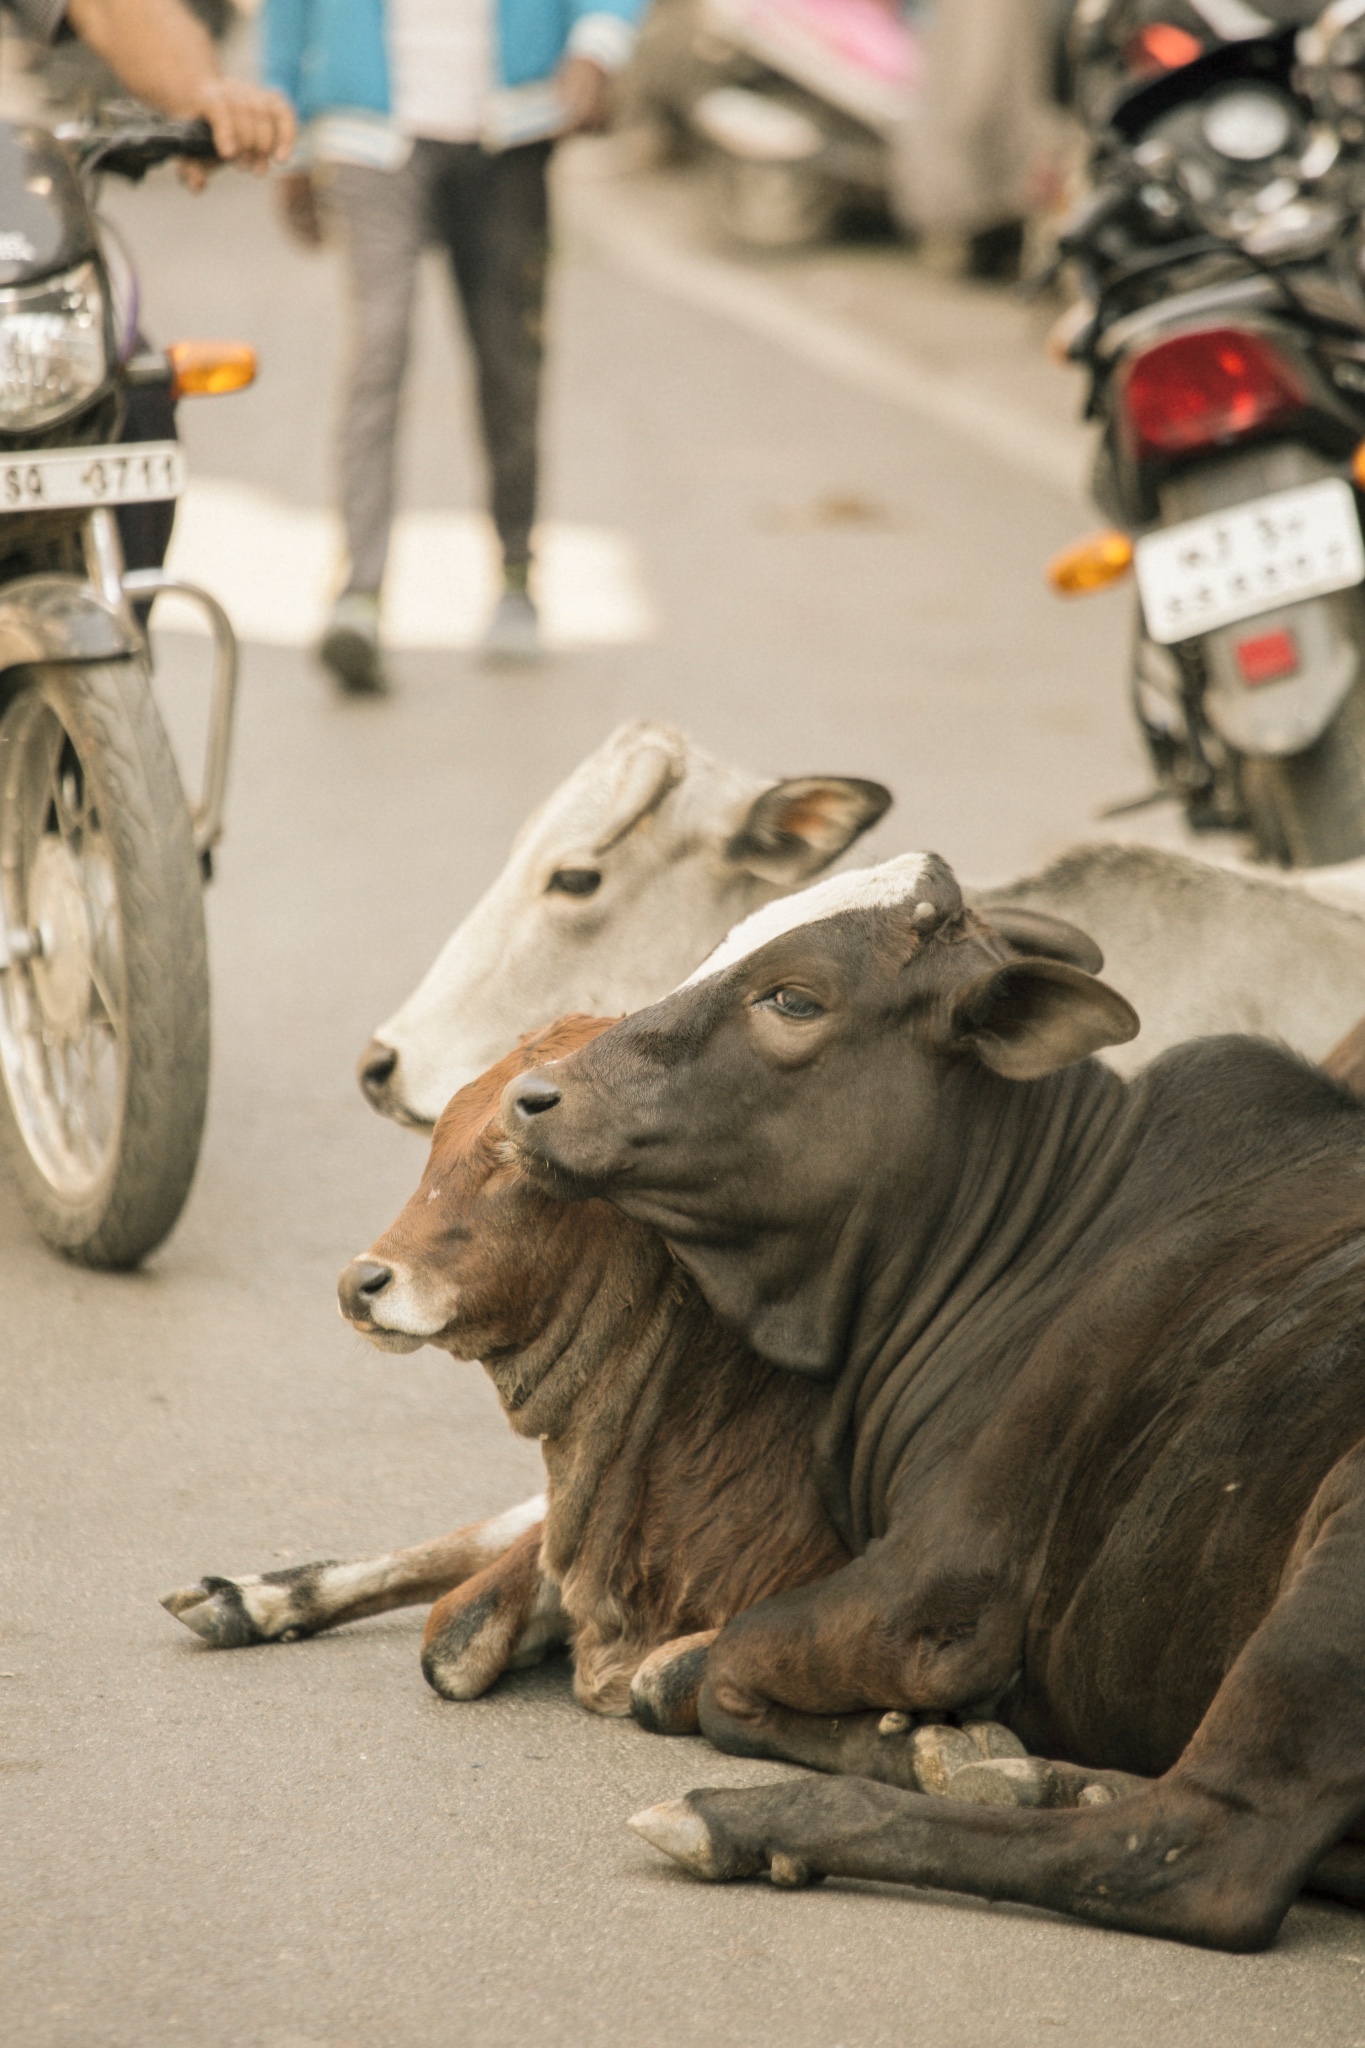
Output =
[{"x1": 912, "y1": 901, "x2": 937, "y2": 928}]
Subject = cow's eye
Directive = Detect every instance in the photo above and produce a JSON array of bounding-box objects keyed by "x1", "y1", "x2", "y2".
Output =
[
  {"x1": 547, "y1": 868, "x2": 602, "y2": 897},
  {"x1": 763, "y1": 987, "x2": 824, "y2": 1019}
]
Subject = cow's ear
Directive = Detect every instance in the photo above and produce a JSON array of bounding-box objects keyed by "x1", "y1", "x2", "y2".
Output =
[
  {"x1": 727, "y1": 777, "x2": 892, "y2": 884},
  {"x1": 592, "y1": 729, "x2": 688, "y2": 851},
  {"x1": 981, "y1": 905, "x2": 1104, "y2": 976},
  {"x1": 947, "y1": 957, "x2": 1138, "y2": 1080}
]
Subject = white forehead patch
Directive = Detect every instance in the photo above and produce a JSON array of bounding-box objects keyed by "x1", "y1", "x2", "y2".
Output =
[{"x1": 680, "y1": 853, "x2": 932, "y2": 988}]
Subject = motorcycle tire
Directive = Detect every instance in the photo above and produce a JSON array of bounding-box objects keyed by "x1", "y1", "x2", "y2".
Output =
[
  {"x1": 1242, "y1": 682, "x2": 1365, "y2": 868},
  {"x1": 0, "y1": 657, "x2": 209, "y2": 1268}
]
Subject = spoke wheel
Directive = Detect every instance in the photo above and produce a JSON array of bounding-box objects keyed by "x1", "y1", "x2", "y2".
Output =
[{"x1": 0, "y1": 659, "x2": 207, "y2": 1267}]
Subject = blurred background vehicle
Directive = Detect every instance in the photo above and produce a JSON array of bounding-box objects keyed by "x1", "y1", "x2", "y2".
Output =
[{"x1": 623, "y1": 0, "x2": 1076, "y2": 264}]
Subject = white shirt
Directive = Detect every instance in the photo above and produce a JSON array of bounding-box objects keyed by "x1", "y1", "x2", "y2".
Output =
[{"x1": 389, "y1": 0, "x2": 493, "y2": 144}]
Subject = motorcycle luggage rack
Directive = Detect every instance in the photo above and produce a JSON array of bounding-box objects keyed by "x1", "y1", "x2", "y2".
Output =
[{"x1": 121, "y1": 569, "x2": 238, "y2": 864}]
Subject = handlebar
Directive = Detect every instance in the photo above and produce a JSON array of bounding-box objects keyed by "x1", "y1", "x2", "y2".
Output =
[{"x1": 78, "y1": 118, "x2": 220, "y2": 181}]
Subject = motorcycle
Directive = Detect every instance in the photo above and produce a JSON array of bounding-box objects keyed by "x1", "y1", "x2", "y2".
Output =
[
  {"x1": 0, "y1": 111, "x2": 252, "y2": 1268},
  {"x1": 1047, "y1": 0, "x2": 1365, "y2": 865}
]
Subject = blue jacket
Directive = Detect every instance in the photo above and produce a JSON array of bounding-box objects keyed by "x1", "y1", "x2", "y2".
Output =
[{"x1": 262, "y1": 0, "x2": 643, "y2": 130}]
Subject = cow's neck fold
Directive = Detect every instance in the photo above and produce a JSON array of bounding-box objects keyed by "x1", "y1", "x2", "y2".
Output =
[
  {"x1": 487, "y1": 1248, "x2": 696, "y2": 1581},
  {"x1": 815, "y1": 1056, "x2": 1137, "y2": 1549}
]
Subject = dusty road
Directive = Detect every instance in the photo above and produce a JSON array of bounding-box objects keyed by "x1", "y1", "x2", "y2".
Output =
[{"x1": 5, "y1": 132, "x2": 1365, "y2": 2048}]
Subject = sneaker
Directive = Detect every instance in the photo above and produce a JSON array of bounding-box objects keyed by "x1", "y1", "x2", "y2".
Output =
[
  {"x1": 481, "y1": 586, "x2": 541, "y2": 664},
  {"x1": 319, "y1": 591, "x2": 387, "y2": 695}
]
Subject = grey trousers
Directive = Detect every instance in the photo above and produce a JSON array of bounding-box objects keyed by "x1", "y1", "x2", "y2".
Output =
[{"x1": 324, "y1": 139, "x2": 551, "y2": 594}]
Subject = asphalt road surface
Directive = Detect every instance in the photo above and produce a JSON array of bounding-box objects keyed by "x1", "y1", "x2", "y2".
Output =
[{"x1": 5, "y1": 135, "x2": 1365, "y2": 2048}]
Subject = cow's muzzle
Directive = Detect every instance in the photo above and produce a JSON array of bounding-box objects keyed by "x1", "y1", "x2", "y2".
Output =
[
  {"x1": 338, "y1": 1257, "x2": 394, "y2": 1321},
  {"x1": 507, "y1": 1075, "x2": 562, "y2": 1120},
  {"x1": 357, "y1": 1039, "x2": 398, "y2": 1103},
  {"x1": 501, "y1": 1072, "x2": 607, "y2": 1200},
  {"x1": 336, "y1": 1255, "x2": 428, "y2": 1353},
  {"x1": 356, "y1": 1039, "x2": 435, "y2": 1133}
]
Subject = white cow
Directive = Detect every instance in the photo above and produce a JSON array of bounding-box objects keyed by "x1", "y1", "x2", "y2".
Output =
[
  {"x1": 362, "y1": 722, "x2": 1365, "y2": 1130},
  {"x1": 360, "y1": 723, "x2": 891, "y2": 1128},
  {"x1": 982, "y1": 843, "x2": 1365, "y2": 1079}
]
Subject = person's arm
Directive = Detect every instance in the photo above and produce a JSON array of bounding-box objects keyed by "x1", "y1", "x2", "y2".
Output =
[
  {"x1": 559, "y1": 0, "x2": 647, "y2": 132},
  {"x1": 259, "y1": 0, "x2": 307, "y2": 112},
  {"x1": 64, "y1": 0, "x2": 296, "y2": 165}
]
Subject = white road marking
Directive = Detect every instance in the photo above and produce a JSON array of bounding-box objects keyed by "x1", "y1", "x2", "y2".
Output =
[
  {"x1": 565, "y1": 175, "x2": 1086, "y2": 504},
  {"x1": 157, "y1": 477, "x2": 656, "y2": 650},
  {"x1": 682, "y1": 851, "x2": 932, "y2": 984}
]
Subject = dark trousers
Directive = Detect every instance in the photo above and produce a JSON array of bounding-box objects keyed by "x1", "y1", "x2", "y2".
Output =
[
  {"x1": 422, "y1": 139, "x2": 550, "y2": 571},
  {"x1": 328, "y1": 139, "x2": 550, "y2": 589}
]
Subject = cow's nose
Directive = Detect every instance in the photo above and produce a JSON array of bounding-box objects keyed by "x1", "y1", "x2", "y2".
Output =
[
  {"x1": 357, "y1": 1040, "x2": 398, "y2": 1105},
  {"x1": 508, "y1": 1076, "x2": 562, "y2": 1122},
  {"x1": 338, "y1": 1258, "x2": 393, "y2": 1322}
]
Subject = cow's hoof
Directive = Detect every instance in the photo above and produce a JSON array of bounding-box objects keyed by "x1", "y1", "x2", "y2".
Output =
[
  {"x1": 630, "y1": 1633, "x2": 716, "y2": 1735},
  {"x1": 909, "y1": 1722, "x2": 980, "y2": 1794},
  {"x1": 421, "y1": 1587, "x2": 513, "y2": 1700},
  {"x1": 629, "y1": 1794, "x2": 761, "y2": 1882},
  {"x1": 945, "y1": 1756, "x2": 1058, "y2": 1808},
  {"x1": 769, "y1": 1851, "x2": 823, "y2": 1889},
  {"x1": 962, "y1": 1719, "x2": 1027, "y2": 1761},
  {"x1": 160, "y1": 1578, "x2": 269, "y2": 1650},
  {"x1": 630, "y1": 1798, "x2": 725, "y2": 1877}
]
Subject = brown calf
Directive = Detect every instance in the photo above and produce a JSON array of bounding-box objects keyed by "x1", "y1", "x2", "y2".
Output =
[{"x1": 164, "y1": 1016, "x2": 846, "y2": 1725}]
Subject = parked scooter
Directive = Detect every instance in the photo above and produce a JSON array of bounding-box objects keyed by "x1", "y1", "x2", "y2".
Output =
[
  {"x1": 1047, "y1": 0, "x2": 1365, "y2": 865},
  {"x1": 630, "y1": 0, "x2": 920, "y2": 247},
  {"x1": 0, "y1": 112, "x2": 251, "y2": 1267}
]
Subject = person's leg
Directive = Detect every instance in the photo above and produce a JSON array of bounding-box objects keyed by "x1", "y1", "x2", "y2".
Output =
[
  {"x1": 427, "y1": 140, "x2": 551, "y2": 658},
  {"x1": 318, "y1": 157, "x2": 426, "y2": 691}
]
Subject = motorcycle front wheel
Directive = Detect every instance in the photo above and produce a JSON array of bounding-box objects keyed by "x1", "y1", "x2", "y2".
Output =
[
  {"x1": 0, "y1": 657, "x2": 208, "y2": 1268},
  {"x1": 1241, "y1": 682, "x2": 1365, "y2": 868}
]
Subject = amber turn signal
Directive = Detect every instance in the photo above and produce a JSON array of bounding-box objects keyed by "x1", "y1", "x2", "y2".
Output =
[
  {"x1": 1351, "y1": 441, "x2": 1365, "y2": 490},
  {"x1": 167, "y1": 340, "x2": 257, "y2": 399},
  {"x1": 1046, "y1": 530, "x2": 1135, "y2": 596}
]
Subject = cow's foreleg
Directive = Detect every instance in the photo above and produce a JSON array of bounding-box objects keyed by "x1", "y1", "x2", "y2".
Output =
[
  {"x1": 693, "y1": 1551, "x2": 1028, "y2": 1793},
  {"x1": 421, "y1": 1524, "x2": 567, "y2": 1699},
  {"x1": 629, "y1": 1631, "x2": 720, "y2": 1735},
  {"x1": 630, "y1": 1774, "x2": 1307, "y2": 1945},
  {"x1": 160, "y1": 1493, "x2": 547, "y2": 1648},
  {"x1": 633, "y1": 1443, "x2": 1365, "y2": 1949}
]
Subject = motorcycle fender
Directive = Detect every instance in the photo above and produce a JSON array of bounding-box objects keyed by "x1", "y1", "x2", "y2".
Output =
[
  {"x1": 1201, "y1": 588, "x2": 1363, "y2": 758},
  {"x1": 0, "y1": 573, "x2": 139, "y2": 676}
]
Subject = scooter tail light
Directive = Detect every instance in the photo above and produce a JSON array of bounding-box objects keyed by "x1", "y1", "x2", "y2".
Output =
[
  {"x1": 167, "y1": 340, "x2": 257, "y2": 399},
  {"x1": 1047, "y1": 529, "x2": 1135, "y2": 596},
  {"x1": 1119, "y1": 328, "x2": 1307, "y2": 461},
  {"x1": 1125, "y1": 23, "x2": 1203, "y2": 74}
]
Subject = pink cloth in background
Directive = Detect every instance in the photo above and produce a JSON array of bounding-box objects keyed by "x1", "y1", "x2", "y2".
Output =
[{"x1": 724, "y1": 0, "x2": 917, "y2": 89}]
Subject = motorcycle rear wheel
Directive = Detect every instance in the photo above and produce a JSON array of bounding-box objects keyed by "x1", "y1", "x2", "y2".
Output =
[
  {"x1": 0, "y1": 657, "x2": 208, "y2": 1268},
  {"x1": 1242, "y1": 683, "x2": 1365, "y2": 868}
]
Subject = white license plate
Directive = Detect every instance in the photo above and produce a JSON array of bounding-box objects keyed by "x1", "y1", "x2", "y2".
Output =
[
  {"x1": 0, "y1": 440, "x2": 184, "y2": 514},
  {"x1": 1135, "y1": 476, "x2": 1365, "y2": 645}
]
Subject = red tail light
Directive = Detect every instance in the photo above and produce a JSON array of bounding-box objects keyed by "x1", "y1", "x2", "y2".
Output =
[
  {"x1": 1125, "y1": 23, "x2": 1203, "y2": 74},
  {"x1": 1120, "y1": 328, "x2": 1307, "y2": 461}
]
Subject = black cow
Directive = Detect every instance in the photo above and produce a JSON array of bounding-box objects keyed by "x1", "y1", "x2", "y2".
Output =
[{"x1": 503, "y1": 851, "x2": 1365, "y2": 1950}]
